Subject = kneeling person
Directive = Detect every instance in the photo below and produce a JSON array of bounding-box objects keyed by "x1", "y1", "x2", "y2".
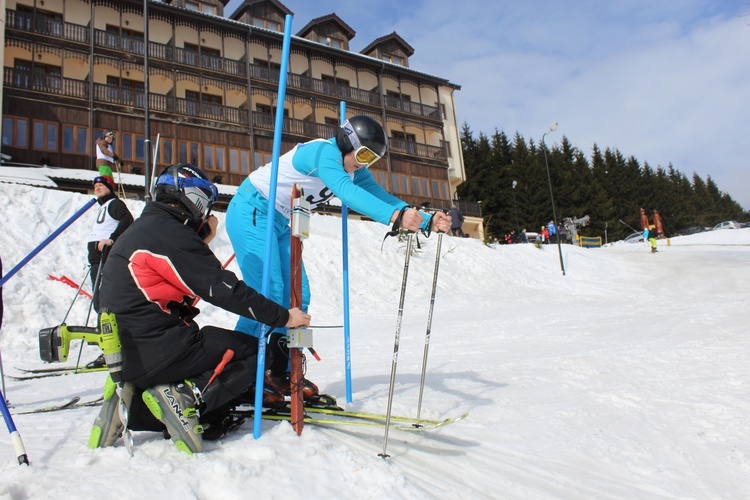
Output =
[{"x1": 98, "y1": 164, "x2": 310, "y2": 454}]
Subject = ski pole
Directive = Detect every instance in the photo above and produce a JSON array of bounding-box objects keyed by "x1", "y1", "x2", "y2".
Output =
[
  {"x1": 416, "y1": 232, "x2": 444, "y2": 419},
  {"x1": 339, "y1": 100, "x2": 354, "y2": 404},
  {"x1": 253, "y1": 13, "x2": 293, "y2": 440},
  {"x1": 618, "y1": 219, "x2": 640, "y2": 234},
  {"x1": 0, "y1": 387, "x2": 29, "y2": 465},
  {"x1": 379, "y1": 232, "x2": 414, "y2": 459},
  {"x1": 0, "y1": 198, "x2": 97, "y2": 288}
]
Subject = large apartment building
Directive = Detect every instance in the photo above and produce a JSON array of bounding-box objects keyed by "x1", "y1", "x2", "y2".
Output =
[{"x1": 1, "y1": 0, "x2": 482, "y2": 234}]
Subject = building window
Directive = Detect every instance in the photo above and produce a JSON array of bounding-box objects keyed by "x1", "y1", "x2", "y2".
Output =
[
  {"x1": 430, "y1": 180, "x2": 450, "y2": 201},
  {"x1": 157, "y1": 137, "x2": 174, "y2": 166},
  {"x1": 178, "y1": 141, "x2": 201, "y2": 167},
  {"x1": 440, "y1": 140, "x2": 452, "y2": 158},
  {"x1": 373, "y1": 169, "x2": 388, "y2": 190},
  {"x1": 33, "y1": 120, "x2": 58, "y2": 152},
  {"x1": 2, "y1": 116, "x2": 29, "y2": 148},
  {"x1": 252, "y1": 17, "x2": 281, "y2": 31},
  {"x1": 411, "y1": 176, "x2": 421, "y2": 196},
  {"x1": 253, "y1": 150, "x2": 272, "y2": 170},
  {"x1": 390, "y1": 173, "x2": 410, "y2": 195},
  {"x1": 186, "y1": 1, "x2": 216, "y2": 15},
  {"x1": 121, "y1": 133, "x2": 145, "y2": 161},
  {"x1": 317, "y1": 35, "x2": 344, "y2": 49},
  {"x1": 63, "y1": 125, "x2": 88, "y2": 154},
  {"x1": 381, "y1": 53, "x2": 405, "y2": 66},
  {"x1": 203, "y1": 144, "x2": 226, "y2": 171},
  {"x1": 229, "y1": 147, "x2": 251, "y2": 174}
]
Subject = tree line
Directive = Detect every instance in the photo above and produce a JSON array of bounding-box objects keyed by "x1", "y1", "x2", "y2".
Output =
[{"x1": 456, "y1": 125, "x2": 748, "y2": 243}]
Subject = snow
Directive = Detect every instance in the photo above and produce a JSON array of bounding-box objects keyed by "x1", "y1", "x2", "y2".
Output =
[{"x1": 1, "y1": 182, "x2": 749, "y2": 499}]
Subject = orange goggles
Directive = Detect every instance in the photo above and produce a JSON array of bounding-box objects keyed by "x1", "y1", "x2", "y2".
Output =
[{"x1": 354, "y1": 146, "x2": 381, "y2": 167}]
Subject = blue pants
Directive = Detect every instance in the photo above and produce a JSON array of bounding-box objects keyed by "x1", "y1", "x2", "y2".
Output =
[{"x1": 225, "y1": 179, "x2": 310, "y2": 340}]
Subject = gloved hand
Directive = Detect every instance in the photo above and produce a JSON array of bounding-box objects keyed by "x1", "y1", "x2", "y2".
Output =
[{"x1": 112, "y1": 154, "x2": 119, "y2": 162}]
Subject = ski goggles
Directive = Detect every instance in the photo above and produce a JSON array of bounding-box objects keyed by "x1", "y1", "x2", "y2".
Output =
[
  {"x1": 353, "y1": 146, "x2": 381, "y2": 167},
  {"x1": 342, "y1": 119, "x2": 382, "y2": 167},
  {"x1": 180, "y1": 176, "x2": 219, "y2": 203}
]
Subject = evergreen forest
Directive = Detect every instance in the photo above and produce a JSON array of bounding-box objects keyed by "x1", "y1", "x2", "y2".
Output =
[{"x1": 456, "y1": 125, "x2": 749, "y2": 243}]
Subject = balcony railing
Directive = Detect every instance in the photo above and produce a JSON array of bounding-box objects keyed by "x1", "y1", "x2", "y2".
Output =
[
  {"x1": 4, "y1": 68, "x2": 447, "y2": 162},
  {"x1": 389, "y1": 137, "x2": 446, "y2": 160},
  {"x1": 7, "y1": 9, "x2": 441, "y2": 120},
  {"x1": 3, "y1": 67, "x2": 88, "y2": 98}
]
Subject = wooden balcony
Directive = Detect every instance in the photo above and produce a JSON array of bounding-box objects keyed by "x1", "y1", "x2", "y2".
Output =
[{"x1": 6, "y1": 8, "x2": 442, "y2": 120}]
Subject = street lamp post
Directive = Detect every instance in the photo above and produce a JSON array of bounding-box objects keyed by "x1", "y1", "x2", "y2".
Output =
[
  {"x1": 511, "y1": 180, "x2": 519, "y2": 234},
  {"x1": 542, "y1": 122, "x2": 565, "y2": 276}
]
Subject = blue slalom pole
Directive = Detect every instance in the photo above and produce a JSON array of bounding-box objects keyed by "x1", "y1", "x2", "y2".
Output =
[
  {"x1": 339, "y1": 101, "x2": 353, "y2": 403},
  {"x1": 0, "y1": 198, "x2": 97, "y2": 288},
  {"x1": 0, "y1": 388, "x2": 29, "y2": 465},
  {"x1": 253, "y1": 13, "x2": 294, "y2": 439}
]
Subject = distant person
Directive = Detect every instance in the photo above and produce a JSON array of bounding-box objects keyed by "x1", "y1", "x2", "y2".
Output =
[
  {"x1": 520, "y1": 228, "x2": 528, "y2": 243},
  {"x1": 541, "y1": 225, "x2": 549, "y2": 244},
  {"x1": 546, "y1": 220, "x2": 557, "y2": 243},
  {"x1": 448, "y1": 205, "x2": 466, "y2": 237},
  {"x1": 87, "y1": 175, "x2": 133, "y2": 312},
  {"x1": 85, "y1": 174, "x2": 133, "y2": 369},
  {"x1": 646, "y1": 225, "x2": 658, "y2": 253},
  {"x1": 95, "y1": 130, "x2": 118, "y2": 178}
]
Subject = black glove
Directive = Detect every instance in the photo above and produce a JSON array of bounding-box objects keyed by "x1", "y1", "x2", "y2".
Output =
[{"x1": 112, "y1": 154, "x2": 119, "y2": 162}]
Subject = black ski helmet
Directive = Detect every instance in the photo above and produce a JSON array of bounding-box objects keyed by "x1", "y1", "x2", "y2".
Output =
[
  {"x1": 336, "y1": 115, "x2": 388, "y2": 158},
  {"x1": 153, "y1": 163, "x2": 218, "y2": 229}
]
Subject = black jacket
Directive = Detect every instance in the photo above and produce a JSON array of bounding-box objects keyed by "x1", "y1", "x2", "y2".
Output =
[{"x1": 99, "y1": 201, "x2": 290, "y2": 381}]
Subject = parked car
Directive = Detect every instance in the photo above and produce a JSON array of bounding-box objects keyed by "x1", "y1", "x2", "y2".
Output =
[
  {"x1": 712, "y1": 221, "x2": 741, "y2": 230},
  {"x1": 673, "y1": 226, "x2": 711, "y2": 236},
  {"x1": 740, "y1": 222, "x2": 750, "y2": 229},
  {"x1": 624, "y1": 231, "x2": 645, "y2": 243}
]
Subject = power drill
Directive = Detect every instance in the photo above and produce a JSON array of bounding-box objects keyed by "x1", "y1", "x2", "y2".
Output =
[{"x1": 38, "y1": 310, "x2": 123, "y2": 383}]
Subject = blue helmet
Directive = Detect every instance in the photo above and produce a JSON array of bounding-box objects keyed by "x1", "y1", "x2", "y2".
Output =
[{"x1": 153, "y1": 164, "x2": 218, "y2": 229}]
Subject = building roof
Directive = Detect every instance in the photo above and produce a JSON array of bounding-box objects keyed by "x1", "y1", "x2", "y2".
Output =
[
  {"x1": 296, "y1": 13, "x2": 357, "y2": 41},
  {"x1": 228, "y1": 0, "x2": 293, "y2": 20},
  {"x1": 361, "y1": 31, "x2": 415, "y2": 57}
]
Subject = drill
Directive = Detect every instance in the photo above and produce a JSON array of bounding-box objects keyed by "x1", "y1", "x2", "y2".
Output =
[{"x1": 38, "y1": 310, "x2": 123, "y2": 383}]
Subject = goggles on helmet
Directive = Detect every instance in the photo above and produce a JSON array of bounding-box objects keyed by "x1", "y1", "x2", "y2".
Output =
[{"x1": 342, "y1": 119, "x2": 382, "y2": 167}]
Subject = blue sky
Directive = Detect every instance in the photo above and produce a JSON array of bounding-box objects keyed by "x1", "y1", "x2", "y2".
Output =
[{"x1": 226, "y1": 1, "x2": 750, "y2": 211}]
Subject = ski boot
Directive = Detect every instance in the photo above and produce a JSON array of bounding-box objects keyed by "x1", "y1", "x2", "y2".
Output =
[
  {"x1": 89, "y1": 375, "x2": 128, "y2": 448},
  {"x1": 142, "y1": 380, "x2": 203, "y2": 454},
  {"x1": 201, "y1": 412, "x2": 246, "y2": 441},
  {"x1": 231, "y1": 383, "x2": 286, "y2": 409},
  {"x1": 265, "y1": 370, "x2": 339, "y2": 409}
]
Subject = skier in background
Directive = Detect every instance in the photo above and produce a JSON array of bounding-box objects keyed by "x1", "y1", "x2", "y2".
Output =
[
  {"x1": 646, "y1": 225, "x2": 658, "y2": 253},
  {"x1": 85, "y1": 174, "x2": 133, "y2": 369}
]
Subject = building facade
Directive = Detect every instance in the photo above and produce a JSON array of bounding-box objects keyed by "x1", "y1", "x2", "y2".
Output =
[{"x1": 2, "y1": 0, "x2": 482, "y2": 233}]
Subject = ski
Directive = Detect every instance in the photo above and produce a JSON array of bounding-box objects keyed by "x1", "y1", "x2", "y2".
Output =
[
  {"x1": 9, "y1": 367, "x2": 107, "y2": 381},
  {"x1": 231, "y1": 407, "x2": 467, "y2": 431},
  {"x1": 301, "y1": 406, "x2": 469, "y2": 427},
  {"x1": 14, "y1": 396, "x2": 80, "y2": 414},
  {"x1": 16, "y1": 396, "x2": 103, "y2": 414},
  {"x1": 16, "y1": 365, "x2": 105, "y2": 374}
]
